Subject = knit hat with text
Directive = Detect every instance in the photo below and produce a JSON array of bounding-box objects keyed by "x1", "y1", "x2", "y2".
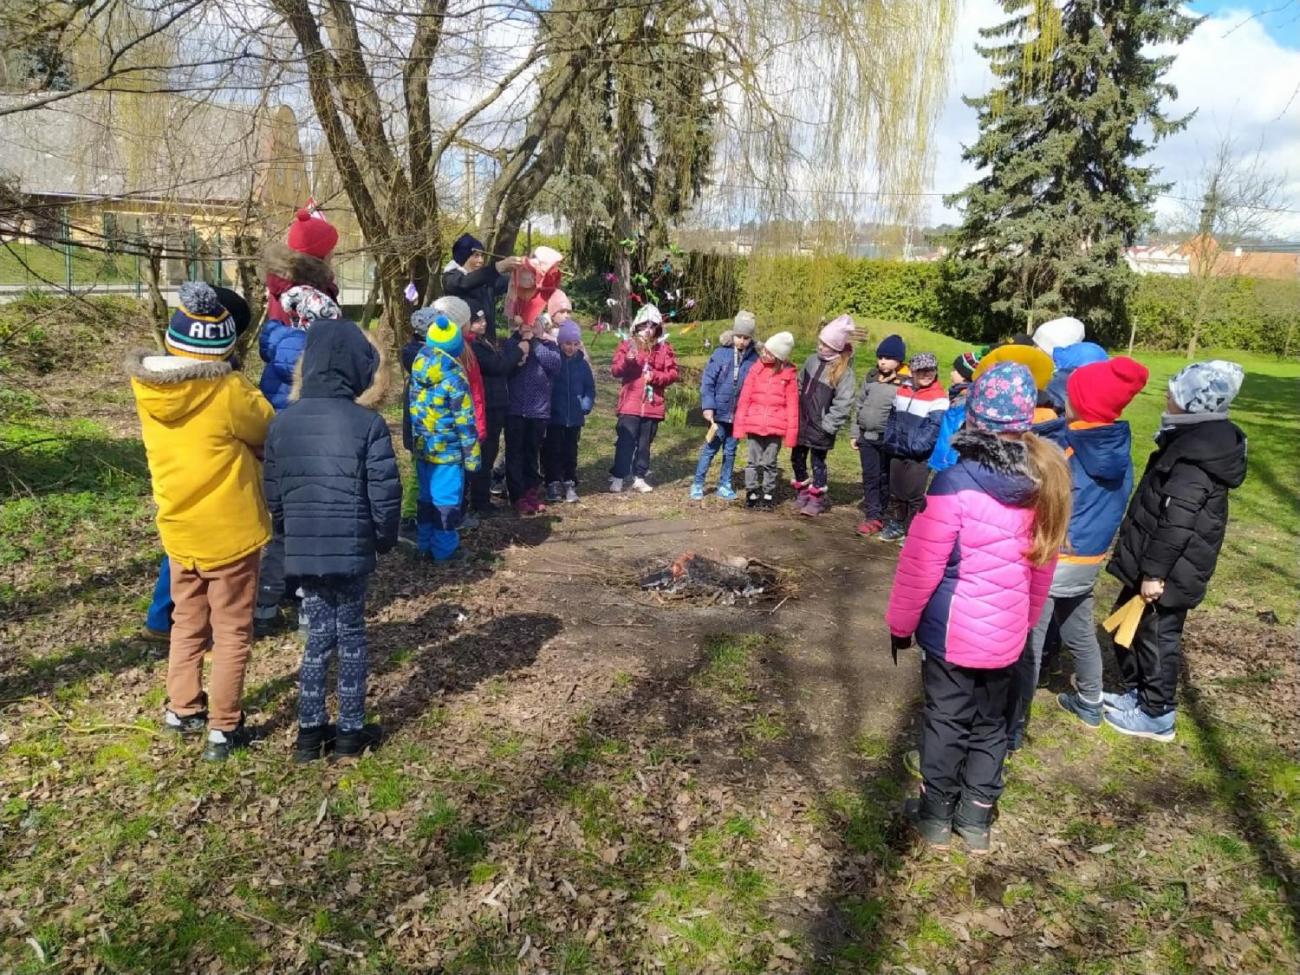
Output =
[{"x1": 166, "y1": 282, "x2": 237, "y2": 360}]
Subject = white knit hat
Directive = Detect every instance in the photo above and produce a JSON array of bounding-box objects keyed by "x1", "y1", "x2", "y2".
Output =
[
  {"x1": 764, "y1": 331, "x2": 795, "y2": 362},
  {"x1": 1032, "y1": 316, "x2": 1085, "y2": 354}
]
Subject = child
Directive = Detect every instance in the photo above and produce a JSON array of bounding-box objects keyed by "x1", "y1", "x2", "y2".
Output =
[
  {"x1": 263, "y1": 318, "x2": 400, "y2": 761},
  {"x1": 505, "y1": 309, "x2": 562, "y2": 513},
  {"x1": 880, "y1": 352, "x2": 949, "y2": 541},
  {"x1": 927, "y1": 351, "x2": 980, "y2": 475},
  {"x1": 1102, "y1": 361, "x2": 1247, "y2": 742},
  {"x1": 409, "y1": 308, "x2": 481, "y2": 559},
  {"x1": 610, "y1": 304, "x2": 679, "y2": 493},
  {"x1": 851, "y1": 334, "x2": 906, "y2": 537},
  {"x1": 792, "y1": 315, "x2": 857, "y2": 516},
  {"x1": 1005, "y1": 356, "x2": 1148, "y2": 745},
  {"x1": 886, "y1": 362, "x2": 1071, "y2": 851},
  {"x1": 127, "y1": 282, "x2": 274, "y2": 762},
  {"x1": 691, "y1": 310, "x2": 760, "y2": 500},
  {"x1": 543, "y1": 320, "x2": 596, "y2": 502},
  {"x1": 733, "y1": 331, "x2": 799, "y2": 509},
  {"x1": 465, "y1": 310, "x2": 521, "y2": 516}
]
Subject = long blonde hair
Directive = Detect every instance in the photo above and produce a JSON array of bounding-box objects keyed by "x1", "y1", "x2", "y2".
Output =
[
  {"x1": 1020, "y1": 432, "x2": 1072, "y2": 566},
  {"x1": 826, "y1": 345, "x2": 854, "y2": 387}
]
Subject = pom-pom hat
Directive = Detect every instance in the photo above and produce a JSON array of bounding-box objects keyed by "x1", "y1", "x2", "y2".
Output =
[
  {"x1": 286, "y1": 208, "x2": 339, "y2": 260},
  {"x1": 166, "y1": 281, "x2": 237, "y2": 360}
]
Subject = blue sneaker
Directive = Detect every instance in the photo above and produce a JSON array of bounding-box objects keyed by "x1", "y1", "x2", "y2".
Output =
[
  {"x1": 879, "y1": 521, "x2": 906, "y2": 542},
  {"x1": 716, "y1": 484, "x2": 737, "y2": 501},
  {"x1": 689, "y1": 482, "x2": 705, "y2": 501},
  {"x1": 1101, "y1": 689, "x2": 1138, "y2": 713},
  {"x1": 1104, "y1": 706, "x2": 1175, "y2": 742},
  {"x1": 1057, "y1": 692, "x2": 1102, "y2": 728}
]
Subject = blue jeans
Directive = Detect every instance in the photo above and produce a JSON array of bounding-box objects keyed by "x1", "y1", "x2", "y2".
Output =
[
  {"x1": 146, "y1": 556, "x2": 173, "y2": 632},
  {"x1": 693, "y1": 420, "x2": 737, "y2": 487},
  {"x1": 416, "y1": 459, "x2": 465, "y2": 560}
]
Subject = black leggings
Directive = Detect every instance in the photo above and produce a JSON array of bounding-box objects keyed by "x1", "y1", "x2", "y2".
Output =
[{"x1": 791, "y1": 446, "x2": 829, "y2": 488}]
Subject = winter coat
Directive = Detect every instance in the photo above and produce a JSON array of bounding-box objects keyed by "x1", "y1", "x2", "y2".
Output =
[
  {"x1": 612, "y1": 339, "x2": 680, "y2": 420},
  {"x1": 464, "y1": 349, "x2": 487, "y2": 440},
  {"x1": 853, "y1": 368, "x2": 902, "y2": 442},
  {"x1": 1108, "y1": 416, "x2": 1247, "y2": 609},
  {"x1": 550, "y1": 351, "x2": 596, "y2": 428},
  {"x1": 258, "y1": 321, "x2": 310, "y2": 412},
  {"x1": 505, "y1": 333, "x2": 562, "y2": 420},
  {"x1": 1051, "y1": 421, "x2": 1133, "y2": 590},
  {"x1": 263, "y1": 241, "x2": 338, "y2": 329},
  {"x1": 883, "y1": 379, "x2": 949, "y2": 460},
  {"x1": 699, "y1": 339, "x2": 759, "y2": 424},
  {"x1": 796, "y1": 354, "x2": 856, "y2": 450},
  {"x1": 127, "y1": 350, "x2": 274, "y2": 571},
  {"x1": 409, "y1": 344, "x2": 481, "y2": 470},
  {"x1": 264, "y1": 320, "x2": 400, "y2": 578},
  {"x1": 733, "y1": 360, "x2": 799, "y2": 447},
  {"x1": 886, "y1": 430, "x2": 1056, "y2": 668},
  {"x1": 400, "y1": 336, "x2": 421, "y2": 452},
  {"x1": 471, "y1": 334, "x2": 522, "y2": 417},
  {"x1": 928, "y1": 382, "x2": 970, "y2": 473},
  {"x1": 442, "y1": 262, "x2": 508, "y2": 339}
]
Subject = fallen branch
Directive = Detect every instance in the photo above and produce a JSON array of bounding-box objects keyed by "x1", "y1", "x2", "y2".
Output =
[{"x1": 228, "y1": 904, "x2": 367, "y2": 960}]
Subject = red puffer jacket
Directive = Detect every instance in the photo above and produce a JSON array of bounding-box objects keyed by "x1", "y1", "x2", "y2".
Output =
[
  {"x1": 612, "y1": 339, "x2": 679, "y2": 420},
  {"x1": 733, "y1": 360, "x2": 799, "y2": 447}
]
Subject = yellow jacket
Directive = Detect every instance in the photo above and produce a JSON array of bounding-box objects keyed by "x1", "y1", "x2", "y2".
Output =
[{"x1": 127, "y1": 350, "x2": 274, "y2": 570}]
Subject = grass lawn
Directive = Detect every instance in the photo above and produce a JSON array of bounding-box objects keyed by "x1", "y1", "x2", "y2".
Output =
[{"x1": 0, "y1": 241, "x2": 143, "y2": 288}]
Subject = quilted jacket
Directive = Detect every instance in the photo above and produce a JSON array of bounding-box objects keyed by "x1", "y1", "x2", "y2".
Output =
[
  {"x1": 883, "y1": 378, "x2": 949, "y2": 460},
  {"x1": 612, "y1": 339, "x2": 680, "y2": 420},
  {"x1": 886, "y1": 430, "x2": 1056, "y2": 668},
  {"x1": 796, "y1": 354, "x2": 856, "y2": 450},
  {"x1": 733, "y1": 360, "x2": 799, "y2": 447},
  {"x1": 409, "y1": 344, "x2": 481, "y2": 470},
  {"x1": 699, "y1": 339, "x2": 759, "y2": 424}
]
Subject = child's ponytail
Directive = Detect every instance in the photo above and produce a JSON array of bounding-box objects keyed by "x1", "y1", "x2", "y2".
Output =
[
  {"x1": 826, "y1": 345, "x2": 854, "y2": 387},
  {"x1": 1021, "y1": 432, "x2": 1072, "y2": 566}
]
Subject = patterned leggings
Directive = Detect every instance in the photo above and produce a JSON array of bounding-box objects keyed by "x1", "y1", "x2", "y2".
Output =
[{"x1": 299, "y1": 575, "x2": 369, "y2": 733}]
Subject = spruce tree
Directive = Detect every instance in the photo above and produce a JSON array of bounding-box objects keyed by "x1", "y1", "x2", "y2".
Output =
[{"x1": 942, "y1": 0, "x2": 1198, "y2": 343}]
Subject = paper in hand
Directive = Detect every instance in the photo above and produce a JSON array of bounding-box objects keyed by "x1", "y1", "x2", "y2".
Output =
[{"x1": 705, "y1": 422, "x2": 720, "y2": 444}]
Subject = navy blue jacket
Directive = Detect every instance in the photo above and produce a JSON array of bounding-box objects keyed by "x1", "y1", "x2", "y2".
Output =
[
  {"x1": 264, "y1": 320, "x2": 401, "y2": 578},
  {"x1": 883, "y1": 380, "x2": 950, "y2": 460},
  {"x1": 699, "y1": 342, "x2": 758, "y2": 424},
  {"x1": 471, "y1": 334, "x2": 521, "y2": 417},
  {"x1": 549, "y1": 352, "x2": 596, "y2": 428},
  {"x1": 442, "y1": 263, "x2": 509, "y2": 339},
  {"x1": 400, "y1": 335, "x2": 422, "y2": 452}
]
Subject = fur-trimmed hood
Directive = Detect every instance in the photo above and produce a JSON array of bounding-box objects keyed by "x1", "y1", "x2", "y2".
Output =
[
  {"x1": 126, "y1": 348, "x2": 234, "y2": 422},
  {"x1": 289, "y1": 322, "x2": 391, "y2": 409},
  {"x1": 950, "y1": 427, "x2": 1035, "y2": 506},
  {"x1": 263, "y1": 240, "x2": 336, "y2": 296}
]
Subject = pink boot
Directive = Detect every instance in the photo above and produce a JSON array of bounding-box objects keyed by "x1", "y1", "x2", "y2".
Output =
[{"x1": 801, "y1": 486, "x2": 829, "y2": 516}]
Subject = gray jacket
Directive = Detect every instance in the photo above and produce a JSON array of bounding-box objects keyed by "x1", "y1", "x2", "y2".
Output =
[{"x1": 854, "y1": 368, "x2": 902, "y2": 441}]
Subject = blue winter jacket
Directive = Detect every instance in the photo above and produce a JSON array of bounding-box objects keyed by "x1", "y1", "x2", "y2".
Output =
[
  {"x1": 882, "y1": 380, "x2": 949, "y2": 461},
  {"x1": 928, "y1": 382, "x2": 969, "y2": 473},
  {"x1": 1060, "y1": 421, "x2": 1134, "y2": 559},
  {"x1": 258, "y1": 320, "x2": 308, "y2": 411},
  {"x1": 699, "y1": 342, "x2": 758, "y2": 424},
  {"x1": 505, "y1": 333, "x2": 562, "y2": 420},
  {"x1": 549, "y1": 352, "x2": 596, "y2": 428}
]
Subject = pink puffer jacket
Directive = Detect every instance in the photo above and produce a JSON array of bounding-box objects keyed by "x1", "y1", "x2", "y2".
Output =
[{"x1": 886, "y1": 431, "x2": 1056, "y2": 668}]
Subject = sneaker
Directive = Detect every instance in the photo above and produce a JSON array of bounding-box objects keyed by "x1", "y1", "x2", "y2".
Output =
[
  {"x1": 790, "y1": 478, "x2": 810, "y2": 492},
  {"x1": 716, "y1": 484, "x2": 737, "y2": 501},
  {"x1": 545, "y1": 481, "x2": 563, "y2": 503},
  {"x1": 1104, "y1": 706, "x2": 1175, "y2": 742},
  {"x1": 253, "y1": 607, "x2": 286, "y2": 639},
  {"x1": 140, "y1": 626, "x2": 170, "y2": 644},
  {"x1": 1102, "y1": 689, "x2": 1139, "y2": 713},
  {"x1": 1057, "y1": 691, "x2": 1102, "y2": 729},
  {"x1": 525, "y1": 486, "x2": 548, "y2": 512},
  {"x1": 333, "y1": 724, "x2": 383, "y2": 759},
  {"x1": 514, "y1": 499, "x2": 535, "y2": 516},
  {"x1": 760, "y1": 493, "x2": 775, "y2": 510},
  {"x1": 689, "y1": 481, "x2": 705, "y2": 501},
  {"x1": 162, "y1": 708, "x2": 207, "y2": 736},
  {"x1": 953, "y1": 796, "x2": 993, "y2": 854},
  {"x1": 609, "y1": 477, "x2": 625, "y2": 494},
  {"x1": 879, "y1": 521, "x2": 906, "y2": 542},
  {"x1": 202, "y1": 715, "x2": 253, "y2": 762},
  {"x1": 904, "y1": 793, "x2": 954, "y2": 850},
  {"x1": 745, "y1": 490, "x2": 759, "y2": 509},
  {"x1": 563, "y1": 481, "x2": 579, "y2": 503},
  {"x1": 632, "y1": 477, "x2": 654, "y2": 494},
  {"x1": 489, "y1": 471, "x2": 506, "y2": 496},
  {"x1": 293, "y1": 723, "x2": 336, "y2": 764},
  {"x1": 856, "y1": 519, "x2": 884, "y2": 537}
]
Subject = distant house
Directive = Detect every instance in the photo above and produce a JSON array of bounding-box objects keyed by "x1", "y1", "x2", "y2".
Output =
[{"x1": 1126, "y1": 237, "x2": 1299, "y2": 281}]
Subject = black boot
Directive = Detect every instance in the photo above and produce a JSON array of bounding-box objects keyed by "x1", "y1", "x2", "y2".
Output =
[
  {"x1": 953, "y1": 795, "x2": 995, "y2": 854},
  {"x1": 904, "y1": 791, "x2": 955, "y2": 849},
  {"x1": 745, "y1": 489, "x2": 759, "y2": 509},
  {"x1": 333, "y1": 724, "x2": 383, "y2": 759},
  {"x1": 293, "y1": 723, "x2": 337, "y2": 764}
]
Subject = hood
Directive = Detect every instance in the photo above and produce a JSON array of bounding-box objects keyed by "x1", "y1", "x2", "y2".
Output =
[
  {"x1": 1067, "y1": 421, "x2": 1131, "y2": 483},
  {"x1": 126, "y1": 349, "x2": 232, "y2": 422},
  {"x1": 290, "y1": 319, "x2": 387, "y2": 405},
  {"x1": 263, "y1": 240, "x2": 336, "y2": 295},
  {"x1": 950, "y1": 428, "x2": 1035, "y2": 507},
  {"x1": 1158, "y1": 418, "x2": 1248, "y2": 489}
]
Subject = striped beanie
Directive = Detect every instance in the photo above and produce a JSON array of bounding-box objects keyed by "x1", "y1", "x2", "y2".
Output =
[
  {"x1": 166, "y1": 282, "x2": 237, "y2": 360},
  {"x1": 953, "y1": 350, "x2": 980, "y2": 381}
]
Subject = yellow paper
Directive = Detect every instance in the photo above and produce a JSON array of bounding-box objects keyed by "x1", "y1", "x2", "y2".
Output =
[
  {"x1": 705, "y1": 422, "x2": 720, "y2": 445},
  {"x1": 1102, "y1": 595, "x2": 1146, "y2": 649}
]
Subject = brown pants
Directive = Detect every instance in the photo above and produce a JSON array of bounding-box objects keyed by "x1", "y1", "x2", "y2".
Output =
[{"x1": 167, "y1": 552, "x2": 259, "y2": 732}]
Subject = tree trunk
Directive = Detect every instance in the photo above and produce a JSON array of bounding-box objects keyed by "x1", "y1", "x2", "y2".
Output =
[{"x1": 146, "y1": 243, "x2": 168, "y2": 344}]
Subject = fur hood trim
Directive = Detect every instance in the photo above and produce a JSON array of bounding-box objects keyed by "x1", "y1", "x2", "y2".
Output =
[
  {"x1": 125, "y1": 348, "x2": 232, "y2": 383},
  {"x1": 263, "y1": 240, "x2": 336, "y2": 292},
  {"x1": 951, "y1": 428, "x2": 1032, "y2": 479},
  {"x1": 289, "y1": 327, "x2": 392, "y2": 409}
]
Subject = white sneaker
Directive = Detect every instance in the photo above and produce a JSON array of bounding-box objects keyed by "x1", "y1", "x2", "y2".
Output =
[
  {"x1": 632, "y1": 477, "x2": 654, "y2": 493},
  {"x1": 609, "y1": 477, "x2": 625, "y2": 493},
  {"x1": 563, "y1": 481, "x2": 579, "y2": 503}
]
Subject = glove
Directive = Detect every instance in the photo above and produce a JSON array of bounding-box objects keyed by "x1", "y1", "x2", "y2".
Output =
[{"x1": 890, "y1": 632, "x2": 913, "y2": 665}]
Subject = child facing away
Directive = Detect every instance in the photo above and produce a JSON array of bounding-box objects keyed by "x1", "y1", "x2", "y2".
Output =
[
  {"x1": 1005, "y1": 356, "x2": 1149, "y2": 747},
  {"x1": 691, "y1": 310, "x2": 760, "y2": 501},
  {"x1": 504, "y1": 309, "x2": 562, "y2": 514},
  {"x1": 127, "y1": 282, "x2": 275, "y2": 762},
  {"x1": 409, "y1": 308, "x2": 482, "y2": 559},
  {"x1": 733, "y1": 331, "x2": 799, "y2": 510},
  {"x1": 880, "y1": 352, "x2": 949, "y2": 541},
  {"x1": 792, "y1": 315, "x2": 857, "y2": 516},
  {"x1": 543, "y1": 320, "x2": 596, "y2": 503},
  {"x1": 263, "y1": 318, "x2": 400, "y2": 762},
  {"x1": 465, "y1": 309, "x2": 521, "y2": 516},
  {"x1": 851, "y1": 334, "x2": 906, "y2": 537},
  {"x1": 609, "y1": 304, "x2": 680, "y2": 493},
  {"x1": 1100, "y1": 361, "x2": 1247, "y2": 742},
  {"x1": 927, "y1": 351, "x2": 981, "y2": 475},
  {"x1": 886, "y1": 362, "x2": 1071, "y2": 852}
]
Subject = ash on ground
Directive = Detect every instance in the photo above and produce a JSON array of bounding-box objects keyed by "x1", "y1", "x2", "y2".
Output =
[{"x1": 639, "y1": 552, "x2": 782, "y2": 605}]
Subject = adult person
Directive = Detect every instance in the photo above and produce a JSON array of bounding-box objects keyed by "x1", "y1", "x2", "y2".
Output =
[{"x1": 441, "y1": 234, "x2": 523, "y2": 340}]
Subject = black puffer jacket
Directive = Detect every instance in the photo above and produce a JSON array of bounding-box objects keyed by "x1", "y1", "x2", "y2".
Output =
[
  {"x1": 442, "y1": 264, "x2": 509, "y2": 339},
  {"x1": 264, "y1": 319, "x2": 401, "y2": 578},
  {"x1": 471, "y1": 333, "x2": 522, "y2": 416},
  {"x1": 1108, "y1": 417, "x2": 1247, "y2": 609}
]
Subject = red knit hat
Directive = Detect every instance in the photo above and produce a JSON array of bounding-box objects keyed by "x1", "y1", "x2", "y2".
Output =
[
  {"x1": 1067, "y1": 356, "x2": 1150, "y2": 423},
  {"x1": 286, "y1": 208, "x2": 339, "y2": 259}
]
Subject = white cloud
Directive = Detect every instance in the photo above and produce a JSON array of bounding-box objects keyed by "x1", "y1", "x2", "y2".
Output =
[{"x1": 929, "y1": 2, "x2": 1300, "y2": 236}]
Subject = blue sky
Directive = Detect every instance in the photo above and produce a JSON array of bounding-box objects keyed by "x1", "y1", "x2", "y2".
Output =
[{"x1": 1190, "y1": 0, "x2": 1300, "y2": 47}]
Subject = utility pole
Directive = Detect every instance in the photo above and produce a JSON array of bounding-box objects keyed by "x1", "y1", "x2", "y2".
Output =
[{"x1": 464, "y1": 150, "x2": 476, "y2": 225}]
